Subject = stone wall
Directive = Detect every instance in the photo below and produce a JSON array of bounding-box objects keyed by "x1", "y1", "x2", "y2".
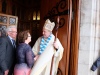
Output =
[{"x1": 78, "y1": 0, "x2": 100, "y2": 75}]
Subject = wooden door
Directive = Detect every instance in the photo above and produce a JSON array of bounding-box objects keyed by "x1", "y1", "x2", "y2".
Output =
[
  {"x1": 40, "y1": 0, "x2": 72, "y2": 75},
  {"x1": 40, "y1": 0, "x2": 80, "y2": 75},
  {"x1": 68, "y1": 0, "x2": 80, "y2": 75}
]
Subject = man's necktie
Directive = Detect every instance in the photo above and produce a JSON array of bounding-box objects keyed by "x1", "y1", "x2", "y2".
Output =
[{"x1": 12, "y1": 39, "x2": 16, "y2": 48}]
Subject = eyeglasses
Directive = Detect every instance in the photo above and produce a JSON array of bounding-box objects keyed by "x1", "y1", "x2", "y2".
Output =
[
  {"x1": 28, "y1": 36, "x2": 31, "y2": 37},
  {"x1": 9, "y1": 31, "x2": 17, "y2": 33}
]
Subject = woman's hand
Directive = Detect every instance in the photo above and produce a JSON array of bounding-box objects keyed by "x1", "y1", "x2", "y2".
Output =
[
  {"x1": 34, "y1": 55, "x2": 39, "y2": 61},
  {"x1": 4, "y1": 70, "x2": 9, "y2": 75}
]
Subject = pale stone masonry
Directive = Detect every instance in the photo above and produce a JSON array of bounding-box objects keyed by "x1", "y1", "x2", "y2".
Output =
[{"x1": 78, "y1": 0, "x2": 100, "y2": 75}]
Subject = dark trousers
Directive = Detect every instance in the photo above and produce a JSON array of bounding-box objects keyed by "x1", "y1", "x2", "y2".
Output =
[
  {"x1": 8, "y1": 64, "x2": 15, "y2": 75},
  {"x1": 0, "y1": 70, "x2": 4, "y2": 75}
]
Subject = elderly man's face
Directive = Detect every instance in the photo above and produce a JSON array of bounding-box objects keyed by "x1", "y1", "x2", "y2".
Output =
[
  {"x1": 42, "y1": 28, "x2": 51, "y2": 38},
  {"x1": 8, "y1": 28, "x2": 17, "y2": 40}
]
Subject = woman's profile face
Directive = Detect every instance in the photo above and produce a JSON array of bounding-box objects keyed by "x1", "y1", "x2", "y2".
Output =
[
  {"x1": 27, "y1": 33, "x2": 31, "y2": 43},
  {"x1": 42, "y1": 28, "x2": 51, "y2": 38}
]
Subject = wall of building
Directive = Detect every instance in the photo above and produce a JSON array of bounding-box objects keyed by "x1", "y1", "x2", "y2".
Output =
[{"x1": 78, "y1": 0, "x2": 100, "y2": 75}]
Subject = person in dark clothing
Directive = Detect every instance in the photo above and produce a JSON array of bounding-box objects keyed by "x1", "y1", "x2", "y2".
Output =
[
  {"x1": 14, "y1": 30, "x2": 34, "y2": 75},
  {"x1": 91, "y1": 57, "x2": 100, "y2": 71},
  {"x1": 0, "y1": 25, "x2": 17, "y2": 75}
]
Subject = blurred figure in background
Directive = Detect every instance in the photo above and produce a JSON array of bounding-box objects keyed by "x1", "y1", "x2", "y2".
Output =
[{"x1": 0, "y1": 30, "x2": 7, "y2": 37}]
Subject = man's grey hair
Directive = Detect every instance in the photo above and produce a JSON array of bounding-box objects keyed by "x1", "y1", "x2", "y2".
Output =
[{"x1": 6, "y1": 25, "x2": 17, "y2": 32}]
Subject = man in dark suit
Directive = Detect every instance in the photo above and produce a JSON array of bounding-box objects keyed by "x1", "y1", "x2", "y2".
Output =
[{"x1": 0, "y1": 25, "x2": 17, "y2": 75}]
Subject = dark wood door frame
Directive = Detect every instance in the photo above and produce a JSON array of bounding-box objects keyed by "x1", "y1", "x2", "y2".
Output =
[{"x1": 68, "y1": 0, "x2": 80, "y2": 75}]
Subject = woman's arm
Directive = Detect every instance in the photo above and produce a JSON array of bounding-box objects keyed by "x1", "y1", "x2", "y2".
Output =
[{"x1": 26, "y1": 48, "x2": 35, "y2": 68}]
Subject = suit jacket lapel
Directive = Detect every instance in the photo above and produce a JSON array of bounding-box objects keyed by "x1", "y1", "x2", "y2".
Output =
[{"x1": 6, "y1": 36, "x2": 13, "y2": 48}]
